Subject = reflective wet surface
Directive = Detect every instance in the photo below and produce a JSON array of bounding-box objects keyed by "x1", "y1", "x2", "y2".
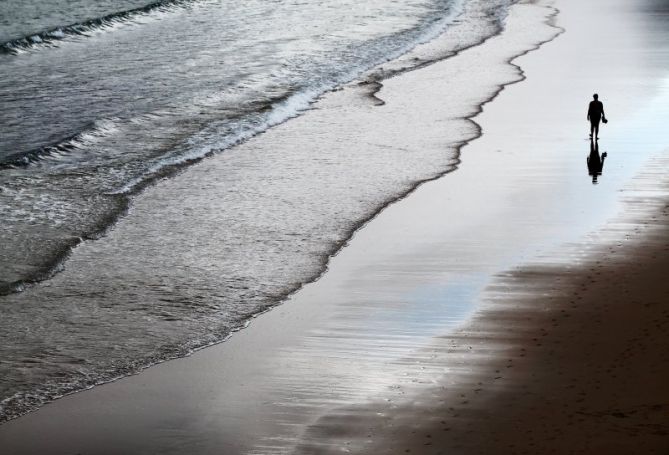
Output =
[
  {"x1": 1, "y1": 0, "x2": 668, "y2": 453},
  {"x1": 0, "y1": 0, "x2": 509, "y2": 421}
]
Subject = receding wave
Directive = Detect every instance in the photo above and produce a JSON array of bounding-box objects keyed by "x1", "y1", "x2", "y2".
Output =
[
  {"x1": 0, "y1": 0, "x2": 194, "y2": 54},
  {"x1": 0, "y1": 0, "x2": 521, "y2": 425},
  {"x1": 113, "y1": 6, "x2": 472, "y2": 194},
  {"x1": 0, "y1": 0, "x2": 477, "y2": 299}
]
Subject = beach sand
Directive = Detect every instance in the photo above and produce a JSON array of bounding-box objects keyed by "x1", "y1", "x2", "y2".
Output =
[
  {"x1": 386, "y1": 204, "x2": 669, "y2": 455},
  {"x1": 1, "y1": 0, "x2": 669, "y2": 453}
]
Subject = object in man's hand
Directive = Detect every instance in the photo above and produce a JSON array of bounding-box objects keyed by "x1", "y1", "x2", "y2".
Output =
[{"x1": 602, "y1": 117, "x2": 608, "y2": 124}]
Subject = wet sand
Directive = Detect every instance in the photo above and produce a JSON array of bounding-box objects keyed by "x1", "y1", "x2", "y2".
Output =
[
  {"x1": 437, "y1": 209, "x2": 669, "y2": 454},
  {"x1": 296, "y1": 163, "x2": 669, "y2": 454},
  {"x1": 1, "y1": 0, "x2": 669, "y2": 453},
  {"x1": 290, "y1": 1, "x2": 669, "y2": 452}
]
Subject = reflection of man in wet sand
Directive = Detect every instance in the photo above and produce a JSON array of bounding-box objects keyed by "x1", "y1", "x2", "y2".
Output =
[
  {"x1": 587, "y1": 93, "x2": 606, "y2": 140},
  {"x1": 587, "y1": 138, "x2": 607, "y2": 184}
]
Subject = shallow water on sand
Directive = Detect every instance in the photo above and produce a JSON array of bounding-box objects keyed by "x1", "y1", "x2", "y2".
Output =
[
  {"x1": 0, "y1": 0, "x2": 513, "y2": 422},
  {"x1": 1, "y1": 0, "x2": 512, "y2": 294}
]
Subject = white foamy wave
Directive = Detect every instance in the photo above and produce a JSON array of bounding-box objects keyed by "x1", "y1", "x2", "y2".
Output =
[
  {"x1": 0, "y1": 0, "x2": 196, "y2": 54},
  {"x1": 109, "y1": 0, "x2": 473, "y2": 195},
  {"x1": 109, "y1": 89, "x2": 335, "y2": 195}
]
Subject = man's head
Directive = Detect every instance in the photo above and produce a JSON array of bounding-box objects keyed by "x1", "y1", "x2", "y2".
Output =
[{"x1": 593, "y1": 93, "x2": 599, "y2": 100}]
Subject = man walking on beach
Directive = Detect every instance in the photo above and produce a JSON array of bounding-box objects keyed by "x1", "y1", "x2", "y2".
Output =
[{"x1": 587, "y1": 93, "x2": 606, "y2": 140}]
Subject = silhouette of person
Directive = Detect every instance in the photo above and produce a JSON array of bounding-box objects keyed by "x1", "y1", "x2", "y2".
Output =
[
  {"x1": 587, "y1": 138, "x2": 607, "y2": 184},
  {"x1": 587, "y1": 93, "x2": 606, "y2": 140}
]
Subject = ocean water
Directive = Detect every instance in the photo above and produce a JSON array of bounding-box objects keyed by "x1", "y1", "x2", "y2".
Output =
[
  {"x1": 1, "y1": 0, "x2": 474, "y2": 293},
  {"x1": 0, "y1": 0, "x2": 512, "y2": 422}
]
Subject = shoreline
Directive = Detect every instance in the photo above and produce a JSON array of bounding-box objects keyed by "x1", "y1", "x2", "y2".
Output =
[
  {"x1": 294, "y1": 152, "x2": 669, "y2": 454},
  {"x1": 2, "y1": 0, "x2": 669, "y2": 453},
  {"x1": 0, "y1": 0, "x2": 502, "y2": 297},
  {"x1": 290, "y1": 1, "x2": 669, "y2": 451},
  {"x1": 0, "y1": 0, "x2": 555, "y2": 424}
]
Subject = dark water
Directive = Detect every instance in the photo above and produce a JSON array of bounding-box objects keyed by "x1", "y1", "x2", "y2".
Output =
[{"x1": 0, "y1": 0, "x2": 513, "y2": 423}]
